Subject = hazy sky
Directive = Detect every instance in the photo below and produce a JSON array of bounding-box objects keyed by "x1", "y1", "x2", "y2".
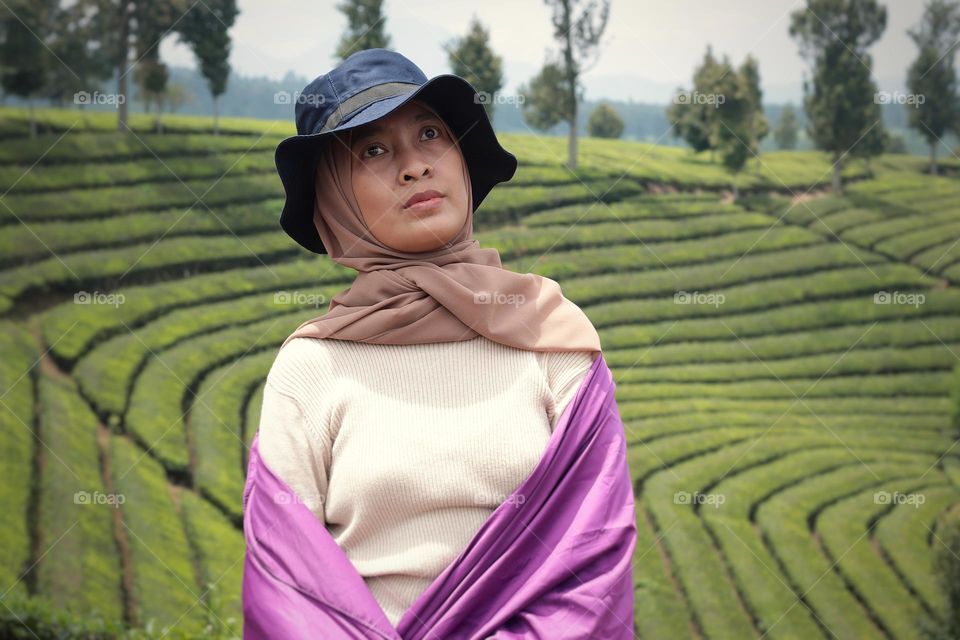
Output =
[{"x1": 160, "y1": 0, "x2": 931, "y2": 104}]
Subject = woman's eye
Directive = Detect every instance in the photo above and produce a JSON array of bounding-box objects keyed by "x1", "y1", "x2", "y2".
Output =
[
  {"x1": 363, "y1": 126, "x2": 440, "y2": 158},
  {"x1": 363, "y1": 144, "x2": 384, "y2": 158}
]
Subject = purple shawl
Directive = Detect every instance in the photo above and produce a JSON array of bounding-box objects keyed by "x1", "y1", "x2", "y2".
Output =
[{"x1": 241, "y1": 352, "x2": 637, "y2": 639}]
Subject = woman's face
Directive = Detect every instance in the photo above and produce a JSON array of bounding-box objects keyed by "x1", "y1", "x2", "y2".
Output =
[{"x1": 348, "y1": 100, "x2": 469, "y2": 253}]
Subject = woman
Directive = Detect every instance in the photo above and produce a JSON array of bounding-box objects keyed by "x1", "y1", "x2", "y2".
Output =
[{"x1": 242, "y1": 48, "x2": 637, "y2": 639}]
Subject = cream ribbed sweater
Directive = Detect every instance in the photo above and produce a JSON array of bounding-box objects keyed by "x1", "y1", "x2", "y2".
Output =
[{"x1": 255, "y1": 334, "x2": 598, "y2": 627}]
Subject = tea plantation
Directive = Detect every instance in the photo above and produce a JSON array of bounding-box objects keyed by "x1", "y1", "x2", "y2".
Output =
[{"x1": 1, "y1": 106, "x2": 959, "y2": 639}]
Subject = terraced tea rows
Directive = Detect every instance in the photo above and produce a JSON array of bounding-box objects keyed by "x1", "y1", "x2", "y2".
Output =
[{"x1": 1, "y1": 110, "x2": 957, "y2": 638}]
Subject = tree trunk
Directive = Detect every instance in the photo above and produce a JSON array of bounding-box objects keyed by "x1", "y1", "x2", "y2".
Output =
[
  {"x1": 116, "y1": 2, "x2": 130, "y2": 133},
  {"x1": 155, "y1": 96, "x2": 164, "y2": 134},
  {"x1": 561, "y1": 0, "x2": 577, "y2": 172},
  {"x1": 28, "y1": 98, "x2": 36, "y2": 138},
  {"x1": 930, "y1": 142, "x2": 938, "y2": 176},
  {"x1": 732, "y1": 181, "x2": 739, "y2": 202},
  {"x1": 213, "y1": 95, "x2": 220, "y2": 136},
  {"x1": 831, "y1": 153, "x2": 843, "y2": 196}
]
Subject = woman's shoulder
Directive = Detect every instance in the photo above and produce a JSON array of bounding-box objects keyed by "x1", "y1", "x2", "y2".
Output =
[
  {"x1": 534, "y1": 348, "x2": 598, "y2": 368},
  {"x1": 534, "y1": 348, "x2": 599, "y2": 391},
  {"x1": 533, "y1": 349, "x2": 598, "y2": 429},
  {"x1": 266, "y1": 337, "x2": 338, "y2": 396}
]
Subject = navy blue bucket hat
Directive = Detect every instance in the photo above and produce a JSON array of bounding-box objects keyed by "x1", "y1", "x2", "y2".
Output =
[{"x1": 274, "y1": 48, "x2": 518, "y2": 255}]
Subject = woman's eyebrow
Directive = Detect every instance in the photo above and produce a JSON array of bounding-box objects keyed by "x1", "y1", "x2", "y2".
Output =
[{"x1": 353, "y1": 112, "x2": 438, "y2": 145}]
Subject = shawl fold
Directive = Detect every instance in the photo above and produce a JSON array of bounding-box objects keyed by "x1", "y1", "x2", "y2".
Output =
[{"x1": 241, "y1": 353, "x2": 637, "y2": 639}]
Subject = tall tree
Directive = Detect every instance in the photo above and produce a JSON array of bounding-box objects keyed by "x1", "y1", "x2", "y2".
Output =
[
  {"x1": 88, "y1": 0, "x2": 187, "y2": 132},
  {"x1": 851, "y1": 128, "x2": 888, "y2": 175},
  {"x1": 850, "y1": 94, "x2": 888, "y2": 174},
  {"x1": 134, "y1": 58, "x2": 168, "y2": 131},
  {"x1": 739, "y1": 54, "x2": 769, "y2": 167},
  {"x1": 110, "y1": 0, "x2": 134, "y2": 131},
  {"x1": 446, "y1": 16, "x2": 504, "y2": 122},
  {"x1": 518, "y1": 59, "x2": 573, "y2": 135},
  {"x1": 534, "y1": 0, "x2": 611, "y2": 170},
  {"x1": 0, "y1": 1, "x2": 56, "y2": 137},
  {"x1": 666, "y1": 89, "x2": 711, "y2": 154},
  {"x1": 667, "y1": 46, "x2": 723, "y2": 158},
  {"x1": 710, "y1": 55, "x2": 757, "y2": 201},
  {"x1": 335, "y1": 0, "x2": 390, "y2": 61},
  {"x1": 47, "y1": 0, "x2": 114, "y2": 108},
  {"x1": 906, "y1": 0, "x2": 960, "y2": 175},
  {"x1": 773, "y1": 104, "x2": 800, "y2": 149},
  {"x1": 132, "y1": 1, "x2": 183, "y2": 132},
  {"x1": 178, "y1": 0, "x2": 237, "y2": 135},
  {"x1": 790, "y1": 0, "x2": 888, "y2": 195},
  {"x1": 88, "y1": 0, "x2": 134, "y2": 131}
]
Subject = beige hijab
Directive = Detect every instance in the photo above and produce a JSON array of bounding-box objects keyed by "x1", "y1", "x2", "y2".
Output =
[{"x1": 279, "y1": 103, "x2": 601, "y2": 354}]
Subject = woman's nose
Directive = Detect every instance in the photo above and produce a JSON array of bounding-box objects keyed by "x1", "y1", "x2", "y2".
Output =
[{"x1": 400, "y1": 153, "x2": 432, "y2": 182}]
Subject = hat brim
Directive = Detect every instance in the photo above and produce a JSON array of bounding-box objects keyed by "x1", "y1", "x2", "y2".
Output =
[{"x1": 274, "y1": 74, "x2": 518, "y2": 255}]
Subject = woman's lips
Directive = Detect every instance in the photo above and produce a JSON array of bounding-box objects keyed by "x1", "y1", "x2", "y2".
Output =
[{"x1": 405, "y1": 195, "x2": 445, "y2": 213}]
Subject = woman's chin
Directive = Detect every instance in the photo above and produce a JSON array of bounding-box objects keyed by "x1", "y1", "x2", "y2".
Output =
[
  {"x1": 394, "y1": 229, "x2": 458, "y2": 253},
  {"x1": 392, "y1": 216, "x2": 462, "y2": 250}
]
